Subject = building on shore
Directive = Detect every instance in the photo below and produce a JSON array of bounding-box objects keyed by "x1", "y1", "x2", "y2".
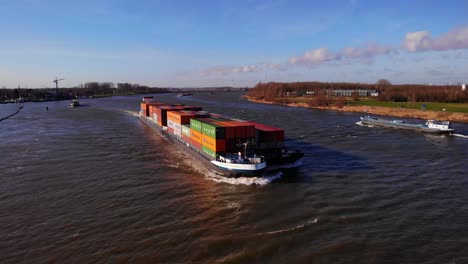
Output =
[
  {"x1": 327, "y1": 89, "x2": 379, "y2": 97},
  {"x1": 286, "y1": 88, "x2": 379, "y2": 97}
]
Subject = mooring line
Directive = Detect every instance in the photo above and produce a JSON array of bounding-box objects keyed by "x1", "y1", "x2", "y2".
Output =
[{"x1": 0, "y1": 105, "x2": 23, "y2": 122}]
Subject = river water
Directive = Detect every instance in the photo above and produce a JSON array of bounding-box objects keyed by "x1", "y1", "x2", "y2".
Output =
[{"x1": 1, "y1": 91, "x2": 468, "y2": 263}]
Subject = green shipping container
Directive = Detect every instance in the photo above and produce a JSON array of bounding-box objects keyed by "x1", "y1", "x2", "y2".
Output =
[
  {"x1": 190, "y1": 119, "x2": 202, "y2": 132},
  {"x1": 201, "y1": 122, "x2": 226, "y2": 139},
  {"x1": 202, "y1": 145, "x2": 224, "y2": 159},
  {"x1": 182, "y1": 125, "x2": 191, "y2": 137}
]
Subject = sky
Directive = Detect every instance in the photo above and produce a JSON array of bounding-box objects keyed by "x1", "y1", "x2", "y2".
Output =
[{"x1": 0, "y1": 0, "x2": 467, "y2": 88}]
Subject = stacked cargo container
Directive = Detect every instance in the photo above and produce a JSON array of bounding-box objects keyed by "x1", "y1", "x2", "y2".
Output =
[
  {"x1": 253, "y1": 123, "x2": 285, "y2": 149},
  {"x1": 167, "y1": 110, "x2": 209, "y2": 138},
  {"x1": 190, "y1": 119, "x2": 203, "y2": 150},
  {"x1": 181, "y1": 125, "x2": 191, "y2": 144},
  {"x1": 148, "y1": 102, "x2": 167, "y2": 122},
  {"x1": 148, "y1": 105, "x2": 199, "y2": 127},
  {"x1": 200, "y1": 119, "x2": 226, "y2": 159},
  {"x1": 141, "y1": 99, "x2": 287, "y2": 160},
  {"x1": 210, "y1": 120, "x2": 255, "y2": 152}
]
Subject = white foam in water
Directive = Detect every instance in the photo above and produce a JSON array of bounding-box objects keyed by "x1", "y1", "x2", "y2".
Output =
[
  {"x1": 122, "y1": 110, "x2": 139, "y2": 117},
  {"x1": 205, "y1": 171, "x2": 283, "y2": 186},
  {"x1": 356, "y1": 121, "x2": 374, "y2": 127},
  {"x1": 268, "y1": 158, "x2": 304, "y2": 170},
  {"x1": 260, "y1": 218, "x2": 319, "y2": 235},
  {"x1": 451, "y1": 133, "x2": 468, "y2": 139}
]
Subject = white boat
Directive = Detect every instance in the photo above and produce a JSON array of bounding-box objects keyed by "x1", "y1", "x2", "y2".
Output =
[
  {"x1": 211, "y1": 154, "x2": 267, "y2": 174},
  {"x1": 69, "y1": 99, "x2": 80, "y2": 107}
]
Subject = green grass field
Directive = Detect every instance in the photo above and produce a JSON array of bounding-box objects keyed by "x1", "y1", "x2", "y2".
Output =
[
  {"x1": 267, "y1": 96, "x2": 468, "y2": 114},
  {"x1": 349, "y1": 99, "x2": 468, "y2": 113}
]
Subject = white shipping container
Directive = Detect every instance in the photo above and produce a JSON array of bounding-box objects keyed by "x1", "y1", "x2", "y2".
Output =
[
  {"x1": 173, "y1": 127, "x2": 181, "y2": 137},
  {"x1": 182, "y1": 125, "x2": 191, "y2": 136},
  {"x1": 167, "y1": 119, "x2": 176, "y2": 129}
]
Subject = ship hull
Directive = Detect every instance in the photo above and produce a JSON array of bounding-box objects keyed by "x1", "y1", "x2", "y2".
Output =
[
  {"x1": 361, "y1": 117, "x2": 454, "y2": 134},
  {"x1": 139, "y1": 114, "x2": 267, "y2": 177}
]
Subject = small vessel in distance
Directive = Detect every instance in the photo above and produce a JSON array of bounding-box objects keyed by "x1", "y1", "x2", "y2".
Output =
[
  {"x1": 360, "y1": 115, "x2": 454, "y2": 134},
  {"x1": 176, "y1": 93, "x2": 193, "y2": 97},
  {"x1": 69, "y1": 99, "x2": 80, "y2": 107}
]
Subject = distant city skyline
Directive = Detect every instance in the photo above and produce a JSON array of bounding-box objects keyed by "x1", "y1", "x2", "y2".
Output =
[{"x1": 1, "y1": 0, "x2": 467, "y2": 88}]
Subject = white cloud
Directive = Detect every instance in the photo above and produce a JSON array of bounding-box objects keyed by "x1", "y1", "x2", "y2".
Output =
[
  {"x1": 200, "y1": 64, "x2": 261, "y2": 76},
  {"x1": 342, "y1": 43, "x2": 392, "y2": 58},
  {"x1": 403, "y1": 25, "x2": 468, "y2": 52},
  {"x1": 289, "y1": 48, "x2": 339, "y2": 66},
  {"x1": 402, "y1": 31, "x2": 432, "y2": 52},
  {"x1": 263, "y1": 63, "x2": 288, "y2": 71},
  {"x1": 200, "y1": 62, "x2": 289, "y2": 76},
  {"x1": 233, "y1": 65, "x2": 261, "y2": 73},
  {"x1": 289, "y1": 43, "x2": 391, "y2": 67}
]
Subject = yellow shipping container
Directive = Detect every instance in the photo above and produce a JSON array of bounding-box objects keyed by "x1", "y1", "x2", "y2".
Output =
[
  {"x1": 190, "y1": 129, "x2": 202, "y2": 144},
  {"x1": 201, "y1": 134, "x2": 226, "y2": 152}
]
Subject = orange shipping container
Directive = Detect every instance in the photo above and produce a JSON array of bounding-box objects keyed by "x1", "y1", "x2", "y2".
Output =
[
  {"x1": 167, "y1": 111, "x2": 196, "y2": 124},
  {"x1": 201, "y1": 134, "x2": 226, "y2": 152},
  {"x1": 190, "y1": 129, "x2": 202, "y2": 144},
  {"x1": 140, "y1": 103, "x2": 149, "y2": 117}
]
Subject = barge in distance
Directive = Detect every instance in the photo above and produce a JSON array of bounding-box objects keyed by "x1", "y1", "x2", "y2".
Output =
[
  {"x1": 138, "y1": 96, "x2": 304, "y2": 177},
  {"x1": 360, "y1": 115, "x2": 454, "y2": 134}
]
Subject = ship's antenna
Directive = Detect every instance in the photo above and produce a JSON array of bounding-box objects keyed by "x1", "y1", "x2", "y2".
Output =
[{"x1": 242, "y1": 142, "x2": 249, "y2": 159}]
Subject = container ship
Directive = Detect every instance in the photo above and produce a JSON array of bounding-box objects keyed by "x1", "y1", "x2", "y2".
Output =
[
  {"x1": 360, "y1": 116, "x2": 454, "y2": 134},
  {"x1": 138, "y1": 96, "x2": 304, "y2": 177}
]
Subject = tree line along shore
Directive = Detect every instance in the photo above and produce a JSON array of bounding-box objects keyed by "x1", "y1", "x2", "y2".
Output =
[
  {"x1": 244, "y1": 81, "x2": 468, "y2": 123},
  {"x1": 0, "y1": 82, "x2": 243, "y2": 103}
]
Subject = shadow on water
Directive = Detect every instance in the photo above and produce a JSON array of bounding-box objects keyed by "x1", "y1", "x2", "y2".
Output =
[
  {"x1": 277, "y1": 138, "x2": 374, "y2": 183},
  {"x1": 304, "y1": 145, "x2": 373, "y2": 172},
  {"x1": 76, "y1": 104, "x2": 92, "y2": 107}
]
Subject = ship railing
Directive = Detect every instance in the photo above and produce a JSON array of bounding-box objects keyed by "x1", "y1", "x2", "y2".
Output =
[{"x1": 217, "y1": 154, "x2": 264, "y2": 165}]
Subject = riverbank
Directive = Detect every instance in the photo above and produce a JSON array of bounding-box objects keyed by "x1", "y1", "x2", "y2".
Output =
[{"x1": 245, "y1": 96, "x2": 468, "y2": 123}]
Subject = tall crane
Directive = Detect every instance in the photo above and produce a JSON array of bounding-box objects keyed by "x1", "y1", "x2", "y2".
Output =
[{"x1": 53, "y1": 77, "x2": 64, "y2": 95}]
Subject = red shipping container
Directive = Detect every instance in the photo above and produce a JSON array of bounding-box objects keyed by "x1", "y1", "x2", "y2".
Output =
[
  {"x1": 212, "y1": 121, "x2": 236, "y2": 139},
  {"x1": 181, "y1": 134, "x2": 191, "y2": 145},
  {"x1": 191, "y1": 139, "x2": 202, "y2": 150},
  {"x1": 223, "y1": 121, "x2": 255, "y2": 138},
  {"x1": 253, "y1": 122, "x2": 285, "y2": 142}
]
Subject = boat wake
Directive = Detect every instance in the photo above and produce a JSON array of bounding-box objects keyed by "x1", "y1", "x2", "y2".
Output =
[
  {"x1": 205, "y1": 171, "x2": 283, "y2": 186},
  {"x1": 257, "y1": 218, "x2": 319, "y2": 235},
  {"x1": 451, "y1": 133, "x2": 468, "y2": 139},
  {"x1": 266, "y1": 158, "x2": 304, "y2": 171},
  {"x1": 356, "y1": 121, "x2": 373, "y2": 127},
  {"x1": 121, "y1": 110, "x2": 139, "y2": 117}
]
